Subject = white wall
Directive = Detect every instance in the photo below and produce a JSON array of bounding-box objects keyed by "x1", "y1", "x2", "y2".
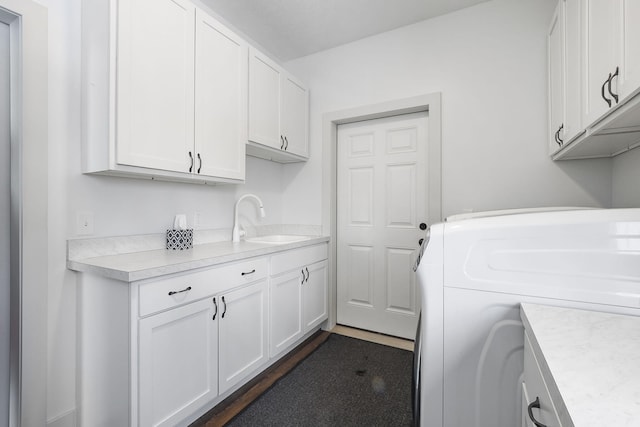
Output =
[
  {"x1": 612, "y1": 147, "x2": 640, "y2": 207},
  {"x1": 283, "y1": 0, "x2": 613, "y2": 223},
  {"x1": 39, "y1": 0, "x2": 285, "y2": 424}
]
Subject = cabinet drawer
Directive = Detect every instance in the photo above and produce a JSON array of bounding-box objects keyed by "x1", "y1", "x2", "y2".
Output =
[
  {"x1": 138, "y1": 257, "x2": 268, "y2": 317},
  {"x1": 523, "y1": 332, "x2": 563, "y2": 427},
  {"x1": 271, "y1": 243, "x2": 327, "y2": 276}
]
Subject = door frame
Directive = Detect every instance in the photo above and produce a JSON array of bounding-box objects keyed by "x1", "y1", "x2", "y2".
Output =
[
  {"x1": 0, "y1": 1, "x2": 48, "y2": 426},
  {"x1": 322, "y1": 93, "x2": 442, "y2": 331}
]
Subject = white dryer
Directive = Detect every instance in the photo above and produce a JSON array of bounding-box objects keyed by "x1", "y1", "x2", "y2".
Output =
[{"x1": 414, "y1": 208, "x2": 640, "y2": 426}]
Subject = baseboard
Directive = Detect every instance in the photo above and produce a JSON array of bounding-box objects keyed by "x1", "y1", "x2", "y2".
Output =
[{"x1": 47, "y1": 409, "x2": 76, "y2": 427}]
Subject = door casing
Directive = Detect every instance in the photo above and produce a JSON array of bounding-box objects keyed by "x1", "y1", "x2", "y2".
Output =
[{"x1": 322, "y1": 93, "x2": 442, "y2": 332}]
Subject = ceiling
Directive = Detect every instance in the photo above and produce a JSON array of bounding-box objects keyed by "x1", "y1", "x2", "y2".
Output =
[{"x1": 201, "y1": 0, "x2": 492, "y2": 62}]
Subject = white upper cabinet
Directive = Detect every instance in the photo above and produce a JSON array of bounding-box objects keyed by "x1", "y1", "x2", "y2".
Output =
[
  {"x1": 248, "y1": 48, "x2": 310, "y2": 162},
  {"x1": 281, "y1": 75, "x2": 310, "y2": 158},
  {"x1": 194, "y1": 10, "x2": 247, "y2": 181},
  {"x1": 248, "y1": 51, "x2": 282, "y2": 151},
  {"x1": 117, "y1": 0, "x2": 196, "y2": 174},
  {"x1": 82, "y1": 0, "x2": 247, "y2": 183},
  {"x1": 618, "y1": 1, "x2": 640, "y2": 100},
  {"x1": 583, "y1": 0, "x2": 621, "y2": 124},
  {"x1": 547, "y1": 1, "x2": 566, "y2": 154},
  {"x1": 548, "y1": 0, "x2": 584, "y2": 155},
  {"x1": 552, "y1": 0, "x2": 640, "y2": 159}
]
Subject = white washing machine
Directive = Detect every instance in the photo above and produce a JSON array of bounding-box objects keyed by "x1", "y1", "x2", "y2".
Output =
[{"x1": 413, "y1": 208, "x2": 640, "y2": 427}]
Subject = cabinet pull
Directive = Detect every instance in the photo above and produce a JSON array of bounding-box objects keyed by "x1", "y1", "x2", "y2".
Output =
[
  {"x1": 212, "y1": 297, "x2": 218, "y2": 320},
  {"x1": 168, "y1": 286, "x2": 192, "y2": 296},
  {"x1": 284, "y1": 136, "x2": 289, "y2": 150},
  {"x1": 557, "y1": 124, "x2": 564, "y2": 144},
  {"x1": 197, "y1": 153, "x2": 202, "y2": 174},
  {"x1": 608, "y1": 66, "x2": 619, "y2": 105},
  {"x1": 527, "y1": 397, "x2": 547, "y2": 427},
  {"x1": 221, "y1": 296, "x2": 227, "y2": 318},
  {"x1": 554, "y1": 129, "x2": 561, "y2": 146},
  {"x1": 601, "y1": 74, "x2": 612, "y2": 107},
  {"x1": 301, "y1": 269, "x2": 305, "y2": 285},
  {"x1": 280, "y1": 135, "x2": 285, "y2": 150},
  {"x1": 188, "y1": 151, "x2": 194, "y2": 173},
  {"x1": 241, "y1": 269, "x2": 256, "y2": 276},
  {"x1": 305, "y1": 267, "x2": 310, "y2": 283}
]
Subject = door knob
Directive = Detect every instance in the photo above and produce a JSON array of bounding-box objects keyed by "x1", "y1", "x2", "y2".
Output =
[{"x1": 419, "y1": 223, "x2": 427, "y2": 230}]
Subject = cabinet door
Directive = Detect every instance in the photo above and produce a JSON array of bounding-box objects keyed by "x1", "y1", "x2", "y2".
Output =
[
  {"x1": 521, "y1": 383, "x2": 534, "y2": 427},
  {"x1": 563, "y1": 0, "x2": 583, "y2": 144},
  {"x1": 139, "y1": 297, "x2": 218, "y2": 427},
  {"x1": 270, "y1": 270, "x2": 303, "y2": 358},
  {"x1": 302, "y1": 260, "x2": 328, "y2": 333},
  {"x1": 248, "y1": 49, "x2": 282, "y2": 150},
  {"x1": 117, "y1": 0, "x2": 195, "y2": 173},
  {"x1": 548, "y1": 0, "x2": 566, "y2": 154},
  {"x1": 218, "y1": 280, "x2": 269, "y2": 394},
  {"x1": 523, "y1": 332, "x2": 562, "y2": 427},
  {"x1": 619, "y1": 0, "x2": 640, "y2": 99},
  {"x1": 195, "y1": 10, "x2": 247, "y2": 181},
  {"x1": 583, "y1": 0, "x2": 621, "y2": 125},
  {"x1": 281, "y1": 75, "x2": 309, "y2": 158}
]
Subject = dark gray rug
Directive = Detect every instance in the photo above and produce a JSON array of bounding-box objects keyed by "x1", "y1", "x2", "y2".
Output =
[{"x1": 226, "y1": 333, "x2": 413, "y2": 427}]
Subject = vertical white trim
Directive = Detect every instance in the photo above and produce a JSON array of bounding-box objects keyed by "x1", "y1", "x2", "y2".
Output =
[
  {"x1": 322, "y1": 93, "x2": 442, "y2": 329},
  {"x1": 0, "y1": 1, "x2": 48, "y2": 427}
]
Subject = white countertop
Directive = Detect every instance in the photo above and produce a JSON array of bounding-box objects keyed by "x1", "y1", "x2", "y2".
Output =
[
  {"x1": 521, "y1": 303, "x2": 640, "y2": 427},
  {"x1": 67, "y1": 236, "x2": 329, "y2": 282}
]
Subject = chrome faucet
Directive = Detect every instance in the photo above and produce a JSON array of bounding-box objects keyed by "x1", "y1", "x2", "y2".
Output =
[{"x1": 232, "y1": 194, "x2": 266, "y2": 242}]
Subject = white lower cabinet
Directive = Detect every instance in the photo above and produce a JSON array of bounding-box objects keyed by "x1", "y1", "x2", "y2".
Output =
[
  {"x1": 522, "y1": 331, "x2": 562, "y2": 427},
  {"x1": 218, "y1": 280, "x2": 269, "y2": 394},
  {"x1": 138, "y1": 298, "x2": 219, "y2": 427},
  {"x1": 302, "y1": 260, "x2": 328, "y2": 332},
  {"x1": 79, "y1": 243, "x2": 328, "y2": 427},
  {"x1": 269, "y1": 270, "x2": 303, "y2": 357},
  {"x1": 269, "y1": 244, "x2": 328, "y2": 358},
  {"x1": 138, "y1": 280, "x2": 268, "y2": 427}
]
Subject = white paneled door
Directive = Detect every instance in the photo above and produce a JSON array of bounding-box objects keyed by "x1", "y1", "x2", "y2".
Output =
[{"x1": 337, "y1": 112, "x2": 428, "y2": 339}]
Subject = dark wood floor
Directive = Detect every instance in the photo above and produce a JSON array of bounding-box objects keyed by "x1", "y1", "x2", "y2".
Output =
[{"x1": 190, "y1": 331, "x2": 331, "y2": 427}]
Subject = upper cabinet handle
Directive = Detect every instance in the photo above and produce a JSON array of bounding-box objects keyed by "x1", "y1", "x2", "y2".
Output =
[
  {"x1": 305, "y1": 267, "x2": 310, "y2": 283},
  {"x1": 602, "y1": 73, "x2": 613, "y2": 107},
  {"x1": 212, "y1": 297, "x2": 218, "y2": 320},
  {"x1": 280, "y1": 135, "x2": 285, "y2": 150},
  {"x1": 608, "y1": 66, "x2": 619, "y2": 105},
  {"x1": 301, "y1": 269, "x2": 305, "y2": 285},
  {"x1": 221, "y1": 296, "x2": 227, "y2": 319},
  {"x1": 284, "y1": 136, "x2": 289, "y2": 151},
  {"x1": 188, "y1": 151, "x2": 194, "y2": 172},
  {"x1": 554, "y1": 129, "x2": 561, "y2": 146},
  {"x1": 197, "y1": 153, "x2": 202, "y2": 174},
  {"x1": 527, "y1": 397, "x2": 547, "y2": 427},
  {"x1": 557, "y1": 124, "x2": 564, "y2": 144}
]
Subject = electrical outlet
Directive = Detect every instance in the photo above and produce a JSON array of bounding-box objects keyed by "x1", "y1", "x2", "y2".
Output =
[
  {"x1": 194, "y1": 212, "x2": 203, "y2": 229},
  {"x1": 77, "y1": 212, "x2": 94, "y2": 236}
]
